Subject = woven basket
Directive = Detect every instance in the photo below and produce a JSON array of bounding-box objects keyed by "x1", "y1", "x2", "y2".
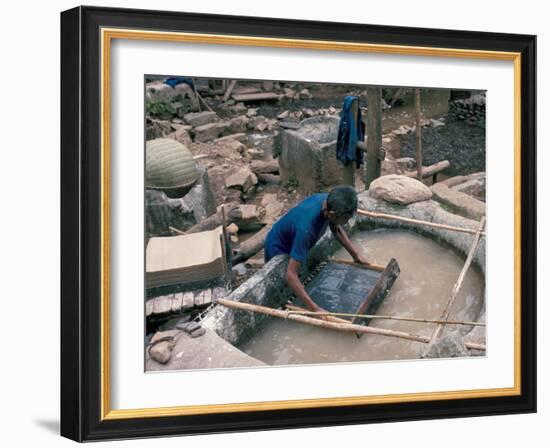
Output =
[{"x1": 146, "y1": 138, "x2": 199, "y2": 191}]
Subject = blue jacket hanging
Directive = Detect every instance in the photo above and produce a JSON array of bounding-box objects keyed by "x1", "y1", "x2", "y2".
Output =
[
  {"x1": 164, "y1": 77, "x2": 194, "y2": 89},
  {"x1": 336, "y1": 96, "x2": 365, "y2": 168}
]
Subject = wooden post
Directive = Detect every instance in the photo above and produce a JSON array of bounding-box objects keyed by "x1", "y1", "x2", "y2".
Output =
[
  {"x1": 422, "y1": 217, "x2": 486, "y2": 357},
  {"x1": 365, "y1": 87, "x2": 382, "y2": 189},
  {"x1": 342, "y1": 99, "x2": 358, "y2": 186},
  {"x1": 415, "y1": 88, "x2": 423, "y2": 180},
  {"x1": 222, "y1": 79, "x2": 237, "y2": 102}
]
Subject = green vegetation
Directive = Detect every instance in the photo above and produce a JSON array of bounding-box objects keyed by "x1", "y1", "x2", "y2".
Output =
[{"x1": 146, "y1": 101, "x2": 176, "y2": 118}]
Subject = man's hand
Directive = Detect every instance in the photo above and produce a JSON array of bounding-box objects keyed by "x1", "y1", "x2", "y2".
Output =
[
  {"x1": 353, "y1": 253, "x2": 370, "y2": 266},
  {"x1": 286, "y1": 258, "x2": 323, "y2": 314}
]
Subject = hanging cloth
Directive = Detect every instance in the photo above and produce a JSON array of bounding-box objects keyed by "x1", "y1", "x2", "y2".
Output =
[{"x1": 336, "y1": 96, "x2": 365, "y2": 168}]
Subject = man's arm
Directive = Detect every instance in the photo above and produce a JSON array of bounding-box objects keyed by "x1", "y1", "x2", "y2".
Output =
[
  {"x1": 286, "y1": 258, "x2": 324, "y2": 313},
  {"x1": 330, "y1": 223, "x2": 369, "y2": 265}
]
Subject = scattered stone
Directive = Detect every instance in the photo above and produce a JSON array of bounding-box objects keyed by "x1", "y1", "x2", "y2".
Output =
[
  {"x1": 193, "y1": 122, "x2": 226, "y2": 142},
  {"x1": 278, "y1": 119, "x2": 301, "y2": 130},
  {"x1": 232, "y1": 263, "x2": 248, "y2": 276},
  {"x1": 260, "y1": 193, "x2": 284, "y2": 224},
  {"x1": 228, "y1": 116, "x2": 249, "y2": 133},
  {"x1": 277, "y1": 110, "x2": 290, "y2": 119},
  {"x1": 299, "y1": 88, "x2": 312, "y2": 99},
  {"x1": 302, "y1": 108, "x2": 315, "y2": 117},
  {"x1": 248, "y1": 116, "x2": 269, "y2": 132},
  {"x1": 226, "y1": 223, "x2": 239, "y2": 234},
  {"x1": 226, "y1": 167, "x2": 258, "y2": 192},
  {"x1": 230, "y1": 235, "x2": 239, "y2": 243},
  {"x1": 150, "y1": 330, "x2": 178, "y2": 345},
  {"x1": 284, "y1": 88, "x2": 296, "y2": 98},
  {"x1": 369, "y1": 175, "x2": 433, "y2": 205},
  {"x1": 395, "y1": 157, "x2": 416, "y2": 171},
  {"x1": 246, "y1": 148, "x2": 264, "y2": 159},
  {"x1": 172, "y1": 316, "x2": 193, "y2": 330},
  {"x1": 189, "y1": 327, "x2": 206, "y2": 338},
  {"x1": 179, "y1": 321, "x2": 201, "y2": 334},
  {"x1": 167, "y1": 126, "x2": 193, "y2": 146},
  {"x1": 247, "y1": 108, "x2": 258, "y2": 117},
  {"x1": 221, "y1": 139, "x2": 246, "y2": 154},
  {"x1": 159, "y1": 315, "x2": 191, "y2": 331},
  {"x1": 214, "y1": 132, "x2": 247, "y2": 143},
  {"x1": 183, "y1": 111, "x2": 217, "y2": 127},
  {"x1": 233, "y1": 204, "x2": 263, "y2": 230},
  {"x1": 231, "y1": 102, "x2": 247, "y2": 113},
  {"x1": 423, "y1": 332, "x2": 470, "y2": 358},
  {"x1": 328, "y1": 106, "x2": 337, "y2": 114},
  {"x1": 149, "y1": 340, "x2": 174, "y2": 364}
]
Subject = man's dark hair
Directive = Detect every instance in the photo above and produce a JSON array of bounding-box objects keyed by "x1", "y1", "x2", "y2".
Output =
[{"x1": 326, "y1": 185, "x2": 358, "y2": 217}]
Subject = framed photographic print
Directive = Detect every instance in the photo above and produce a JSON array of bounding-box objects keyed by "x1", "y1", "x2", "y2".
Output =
[{"x1": 60, "y1": 6, "x2": 536, "y2": 442}]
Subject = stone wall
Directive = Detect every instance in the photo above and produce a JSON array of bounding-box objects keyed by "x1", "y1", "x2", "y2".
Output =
[{"x1": 276, "y1": 116, "x2": 342, "y2": 194}]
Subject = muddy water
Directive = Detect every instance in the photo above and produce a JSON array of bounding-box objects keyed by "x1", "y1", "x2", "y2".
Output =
[{"x1": 240, "y1": 229, "x2": 485, "y2": 365}]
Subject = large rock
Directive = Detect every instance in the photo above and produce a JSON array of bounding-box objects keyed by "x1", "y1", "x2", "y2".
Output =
[
  {"x1": 369, "y1": 175, "x2": 432, "y2": 205},
  {"x1": 423, "y1": 332, "x2": 470, "y2": 359},
  {"x1": 228, "y1": 116, "x2": 249, "y2": 133},
  {"x1": 145, "y1": 164, "x2": 217, "y2": 236},
  {"x1": 193, "y1": 122, "x2": 227, "y2": 142},
  {"x1": 183, "y1": 111, "x2": 217, "y2": 127},
  {"x1": 225, "y1": 167, "x2": 258, "y2": 193},
  {"x1": 149, "y1": 340, "x2": 174, "y2": 364}
]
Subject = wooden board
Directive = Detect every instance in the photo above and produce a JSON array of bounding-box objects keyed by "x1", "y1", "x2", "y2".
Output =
[{"x1": 232, "y1": 92, "x2": 280, "y2": 102}]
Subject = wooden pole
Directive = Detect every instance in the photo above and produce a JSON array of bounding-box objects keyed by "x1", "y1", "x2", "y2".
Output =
[
  {"x1": 216, "y1": 298, "x2": 486, "y2": 351},
  {"x1": 422, "y1": 217, "x2": 486, "y2": 357},
  {"x1": 232, "y1": 225, "x2": 272, "y2": 264},
  {"x1": 329, "y1": 258, "x2": 386, "y2": 272},
  {"x1": 285, "y1": 304, "x2": 485, "y2": 327},
  {"x1": 342, "y1": 100, "x2": 357, "y2": 187},
  {"x1": 404, "y1": 160, "x2": 450, "y2": 179},
  {"x1": 285, "y1": 303, "x2": 486, "y2": 351},
  {"x1": 415, "y1": 88, "x2": 423, "y2": 180},
  {"x1": 365, "y1": 87, "x2": 382, "y2": 188},
  {"x1": 357, "y1": 209, "x2": 487, "y2": 237},
  {"x1": 222, "y1": 79, "x2": 237, "y2": 102},
  {"x1": 216, "y1": 298, "x2": 431, "y2": 343}
]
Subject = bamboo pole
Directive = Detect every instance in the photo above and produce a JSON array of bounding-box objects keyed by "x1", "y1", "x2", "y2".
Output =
[
  {"x1": 216, "y1": 298, "x2": 486, "y2": 351},
  {"x1": 285, "y1": 304, "x2": 485, "y2": 327},
  {"x1": 285, "y1": 303, "x2": 351, "y2": 325},
  {"x1": 329, "y1": 258, "x2": 386, "y2": 272},
  {"x1": 357, "y1": 209, "x2": 486, "y2": 237},
  {"x1": 169, "y1": 226, "x2": 185, "y2": 235},
  {"x1": 422, "y1": 217, "x2": 487, "y2": 357},
  {"x1": 222, "y1": 79, "x2": 237, "y2": 102},
  {"x1": 286, "y1": 303, "x2": 486, "y2": 351},
  {"x1": 415, "y1": 88, "x2": 423, "y2": 180},
  {"x1": 216, "y1": 297, "x2": 431, "y2": 343}
]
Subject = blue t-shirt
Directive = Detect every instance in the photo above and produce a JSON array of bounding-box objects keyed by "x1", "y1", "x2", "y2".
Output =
[{"x1": 264, "y1": 193, "x2": 329, "y2": 263}]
